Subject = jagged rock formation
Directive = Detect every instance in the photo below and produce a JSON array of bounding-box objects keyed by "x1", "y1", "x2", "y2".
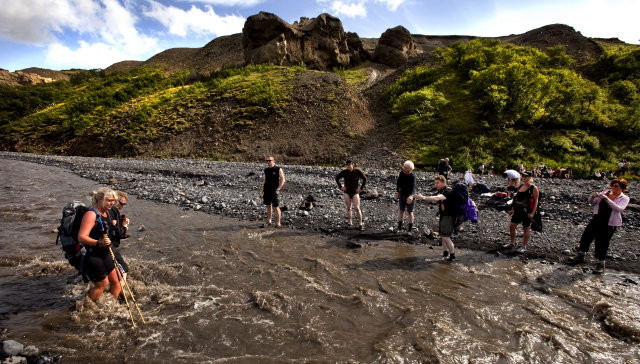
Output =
[
  {"x1": 373, "y1": 26, "x2": 417, "y2": 68},
  {"x1": 242, "y1": 12, "x2": 368, "y2": 70}
]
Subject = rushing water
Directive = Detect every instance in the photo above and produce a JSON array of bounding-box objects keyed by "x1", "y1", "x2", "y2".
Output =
[{"x1": 1, "y1": 159, "x2": 639, "y2": 363}]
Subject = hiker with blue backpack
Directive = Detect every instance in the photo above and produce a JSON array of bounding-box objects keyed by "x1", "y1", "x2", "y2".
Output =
[
  {"x1": 503, "y1": 171, "x2": 539, "y2": 253},
  {"x1": 415, "y1": 175, "x2": 460, "y2": 262},
  {"x1": 77, "y1": 187, "x2": 122, "y2": 302}
]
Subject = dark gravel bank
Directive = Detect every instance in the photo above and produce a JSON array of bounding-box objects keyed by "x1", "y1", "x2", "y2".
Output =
[{"x1": 2, "y1": 152, "x2": 638, "y2": 273}]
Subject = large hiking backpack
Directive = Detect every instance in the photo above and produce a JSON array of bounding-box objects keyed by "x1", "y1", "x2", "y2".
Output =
[
  {"x1": 55, "y1": 201, "x2": 91, "y2": 274},
  {"x1": 451, "y1": 182, "x2": 469, "y2": 206},
  {"x1": 452, "y1": 182, "x2": 478, "y2": 223}
]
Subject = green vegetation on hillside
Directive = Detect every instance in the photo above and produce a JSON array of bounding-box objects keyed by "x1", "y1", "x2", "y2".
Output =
[
  {"x1": 1, "y1": 64, "x2": 301, "y2": 153},
  {"x1": 385, "y1": 39, "x2": 640, "y2": 177}
]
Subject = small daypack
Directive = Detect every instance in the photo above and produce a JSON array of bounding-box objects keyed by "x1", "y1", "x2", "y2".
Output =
[
  {"x1": 461, "y1": 198, "x2": 479, "y2": 223},
  {"x1": 55, "y1": 201, "x2": 91, "y2": 275}
]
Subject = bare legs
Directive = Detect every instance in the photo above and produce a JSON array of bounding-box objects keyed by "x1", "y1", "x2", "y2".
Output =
[
  {"x1": 89, "y1": 269, "x2": 122, "y2": 302},
  {"x1": 266, "y1": 205, "x2": 281, "y2": 227},
  {"x1": 343, "y1": 194, "x2": 362, "y2": 227},
  {"x1": 509, "y1": 222, "x2": 530, "y2": 248}
]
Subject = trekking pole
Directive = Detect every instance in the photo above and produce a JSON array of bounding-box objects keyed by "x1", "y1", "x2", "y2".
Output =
[
  {"x1": 109, "y1": 246, "x2": 146, "y2": 324},
  {"x1": 107, "y1": 244, "x2": 136, "y2": 327},
  {"x1": 119, "y1": 268, "x2": 146, "y2": 324}
]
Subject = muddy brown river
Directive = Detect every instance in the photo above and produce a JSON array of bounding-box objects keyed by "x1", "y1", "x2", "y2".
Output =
[{"x1": 1, "y1": 159, "x2": 639, "y2": 363}]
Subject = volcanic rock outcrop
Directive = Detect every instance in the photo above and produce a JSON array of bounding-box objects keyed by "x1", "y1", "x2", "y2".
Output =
[
  {"x1": 0, "y1": 69, "x2": 53, "y2": 86},
  {"x1": 373, "y1": 26, "x2": 418, "y2": 68},
  {"x1": 242, "y1": 12, "x2": 368, "y2": 70}
]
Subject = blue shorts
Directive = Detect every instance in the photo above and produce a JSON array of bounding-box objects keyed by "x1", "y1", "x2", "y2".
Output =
[{"x1": 398, "y1": 194, "x2": 415, "y2": 212}]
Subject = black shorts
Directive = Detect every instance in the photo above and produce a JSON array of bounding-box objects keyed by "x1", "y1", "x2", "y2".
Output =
[
  {"x1": 511, "y1": 206, "x2": 532, "y2": 227},
  {"x1": 83, "y1": 249, "x2": 115, "y2": 282},
  {"x1": 263, "y1": 189, "x2": 279, "y2": 207},
  {"x1": 398, "y1": 194, "x2": 414, "y2": 212},
  {"x1": 344, "y1": 191, "x2": 358, "y2": 199}
]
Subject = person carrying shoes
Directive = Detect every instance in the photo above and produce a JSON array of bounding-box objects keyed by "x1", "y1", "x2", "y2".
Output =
[{"x1": 568, "y1": 179, "x2": 629, "y2": 274}]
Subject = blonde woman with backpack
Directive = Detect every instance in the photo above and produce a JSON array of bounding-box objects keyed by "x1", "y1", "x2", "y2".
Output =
[{"x1": 77, "y1": 187, "x2": 122, "y2": 302}]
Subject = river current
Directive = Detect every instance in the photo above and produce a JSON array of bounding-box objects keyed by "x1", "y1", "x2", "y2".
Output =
[{"x1": 0, "y1": 159, "x2": 639, "y2": 363}]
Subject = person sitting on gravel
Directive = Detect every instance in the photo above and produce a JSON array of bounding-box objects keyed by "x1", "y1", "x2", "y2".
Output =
[
  {"x1": 503, "y1": 171, "x2": 539, "y2": 253},
  {"x1": 335, "y1": 159, "x2": 367, "y2": 230},
  {"x1": 396, "y1": 160, "x2": 417, "y2": 232},
  {"x1": 259, "y1": 156, "x2": 285, "y2": 228},
  {"x1": 77, "y1": 187, "x2": 122, "y2": 302},
  {"x1": 108, "y1": 190, "x2": 130, "y2": 282},
  {"x1": 464, "y1": 169, "x2": 475, "y2": 192},
  {"x1": 415, "y1": 175, "x2": 458, "y2": 262},
  {"x1": 568, "y1": 179, "x2": 630, "y2": 274}
]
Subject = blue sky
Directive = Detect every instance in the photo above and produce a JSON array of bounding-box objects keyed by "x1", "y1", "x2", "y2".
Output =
[{"x1": 0, "y1": 0, "x2": 638, "y2": 72}]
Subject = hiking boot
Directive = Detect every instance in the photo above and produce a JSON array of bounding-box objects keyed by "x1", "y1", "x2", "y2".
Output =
[
  {"x1": 442, "y1": 251, "x2": 449, "y2": 259},
  {"x1": 502, "y1": 243, "x2": 515, "y2": 249},
  {"x1": 447, "y1": 253, "x2": 456, "y2": 262},
  {"x1": 516, "y1": 246, "x2": 527, "y2": 253},
  {"x1": 567, "y1": 252, "x2": 585, "y2": 265},
  {"x1": 359, "y1": 225, "x2": 365, "y2": 231},
  {"x1": 593, "y1": 261, "x2": 605, "y2": 274}
]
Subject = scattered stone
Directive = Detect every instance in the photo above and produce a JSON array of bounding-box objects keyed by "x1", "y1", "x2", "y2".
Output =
[{"x1": 1, "y1": 340, "x2": 23, "y2": 356}]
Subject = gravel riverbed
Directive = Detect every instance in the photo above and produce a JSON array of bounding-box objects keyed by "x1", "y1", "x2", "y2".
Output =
[{"x1": 2, "y1": 151, "x2": 639, "y2": 273}]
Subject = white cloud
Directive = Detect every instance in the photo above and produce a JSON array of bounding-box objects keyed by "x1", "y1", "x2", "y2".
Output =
[
  {"x1": 0, "y1": 0, "x2": 159, "y2": 69},
  {"x1": 46, "y1": 41, "x2": 136, "y2": 69},
  {"x1": 472, "y1": 0, "x2": 639, "y2": 44},
  {"x1": 177, "y1": 0, "x2": 265, "y2": 7},
  {"x1": 326, "y1": 1, "x2": 368, "y2": 18},
  {"x1": 316, "y1": 0, "x2": 406, "y2": 18},
  {"x1": 143, "y1": 1, "x2": 246, "y2": 37},
  {"x1": 374, "y1": 0, "x2": 406, "y2": 12}
]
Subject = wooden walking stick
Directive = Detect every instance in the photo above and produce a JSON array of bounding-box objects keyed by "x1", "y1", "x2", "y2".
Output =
[
  {"x1": 108, "y1": 243, "x2": 136, "y2": 327},
  {"x1": 117, "y1": 259, "x2": 146, "y2": 324}
]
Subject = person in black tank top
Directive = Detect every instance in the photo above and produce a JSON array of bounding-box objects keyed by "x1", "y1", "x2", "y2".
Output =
[
  {"x1": 259, "y1": 156, "x2": 286, "y2": 227},
  {"x1": 504, "y1": 172, "x2": 539, "y2": 253}
]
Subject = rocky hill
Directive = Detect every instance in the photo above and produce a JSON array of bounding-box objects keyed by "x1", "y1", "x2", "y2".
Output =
[{"x1": 2, "y1": 15, "x2": 634, "y2": 171}]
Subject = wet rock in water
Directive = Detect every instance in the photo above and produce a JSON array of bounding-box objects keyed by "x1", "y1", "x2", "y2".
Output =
[{"x1": 1, "y1": 340, "x2": 23, "y2": 356}]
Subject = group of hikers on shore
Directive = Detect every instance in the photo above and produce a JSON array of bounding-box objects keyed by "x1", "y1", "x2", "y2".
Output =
[
  {"x1": 257, "y1": 156, "x2": 630, "y2": 271},
  {"x1": 77, "y1": 156, "x2": 630, "y2": 303}
]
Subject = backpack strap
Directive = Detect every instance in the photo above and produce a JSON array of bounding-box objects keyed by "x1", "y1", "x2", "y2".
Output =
[{"x1": 90, "y1": 207, "x2": 106, "y2": 232}]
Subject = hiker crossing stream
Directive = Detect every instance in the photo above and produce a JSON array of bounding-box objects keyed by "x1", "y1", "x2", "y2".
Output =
[{"x1": 1, "y1": 159, "x2": 639, "y2": 362}]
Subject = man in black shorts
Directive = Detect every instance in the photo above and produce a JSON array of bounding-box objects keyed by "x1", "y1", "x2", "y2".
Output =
[
  {"x1": 259, "y1": 156, "x2": 285, "y2": 227},
  {"x1": 335, "y1": 160, "x2": 367, "y2": 230}
]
